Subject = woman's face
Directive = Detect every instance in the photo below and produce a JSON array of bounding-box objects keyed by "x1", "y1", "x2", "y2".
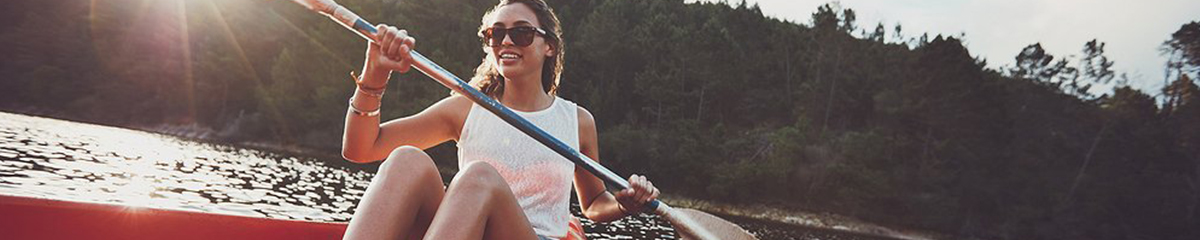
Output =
[{"x1": 487, "y1": 3, "x2": 553, "y2": 83}]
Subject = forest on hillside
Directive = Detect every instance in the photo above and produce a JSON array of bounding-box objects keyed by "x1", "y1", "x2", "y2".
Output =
[{"x1": 1, "y1": 0, "x2": 1198, "y2": 239}]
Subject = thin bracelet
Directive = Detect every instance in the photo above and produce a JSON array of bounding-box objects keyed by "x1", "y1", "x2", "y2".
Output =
[
  {"x1": 349, "y1": 97, "x2": 380, "y2": 117},
  {"x1": 591, "y1": 190, "x2": 608, "y2": 204},
  {"x1": 351, "y1": 71, "x2": 386, "y2": 91},
  {"x1": 356, "y1": 87, "x2": 384, "y2": 98},
  {"x1": 351, "y1": 71, "x2": 386, "y2": 98}
]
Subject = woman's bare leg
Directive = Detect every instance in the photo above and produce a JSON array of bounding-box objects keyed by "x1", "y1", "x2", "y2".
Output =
[
  {"x1": 343, "y1": 146, "x2": 446, "y2": 240},
  {"x1": 423, "y1": 161, "x2": 538, "y2": 240}
]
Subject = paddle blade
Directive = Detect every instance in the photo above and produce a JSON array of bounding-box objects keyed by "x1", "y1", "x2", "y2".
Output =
[
  {"x1": 674, "y1": 208, "x2": 757, "y2": 240},
  {"x1": 654, "y1": 203, "x2": 757, "y2": 240}
]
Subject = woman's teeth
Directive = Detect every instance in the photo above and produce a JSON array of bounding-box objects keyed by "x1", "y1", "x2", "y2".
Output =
[{"x1": 501, "y1": 53, "x2": 520, "y2": 59}]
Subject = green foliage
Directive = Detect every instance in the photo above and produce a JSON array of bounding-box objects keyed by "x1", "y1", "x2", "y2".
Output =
[{"x1": 2, "y1": 0, "x2": 1199, "y2": 239}]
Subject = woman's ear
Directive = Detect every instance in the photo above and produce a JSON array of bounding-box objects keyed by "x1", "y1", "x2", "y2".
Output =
[{"x1": 545, "y1": 43, "x2": 556, "y2": 57}]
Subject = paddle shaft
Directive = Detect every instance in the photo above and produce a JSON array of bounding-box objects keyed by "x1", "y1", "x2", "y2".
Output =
[{"x1": 294, "y1": 1, "x2": 720, "y2": 239}]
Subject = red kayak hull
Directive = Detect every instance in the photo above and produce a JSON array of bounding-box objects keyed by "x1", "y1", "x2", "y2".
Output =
[{"x1": 0, "y1": 194, "x2": 348, "y2": 240}]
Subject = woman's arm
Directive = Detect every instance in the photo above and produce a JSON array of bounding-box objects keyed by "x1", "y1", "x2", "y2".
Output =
[
  {"x1": 341, "y1": 24, "x2": 469, "y2": 163},
  {"x1": 574, "y1": 107, "x2": 659, "y2": 222},
  {"x1": 342, "y1": 95, "x2": 470, "y2": 163}
]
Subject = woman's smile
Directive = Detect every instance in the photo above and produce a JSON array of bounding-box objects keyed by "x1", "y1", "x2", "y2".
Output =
[{"x1": 499, "y1": 49, "x2": 523, "y2": 66}]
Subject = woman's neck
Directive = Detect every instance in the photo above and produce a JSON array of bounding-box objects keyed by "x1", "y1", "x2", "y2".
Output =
[{"x1": 501, "y1": 76, "x2": 553, "y2": 112}]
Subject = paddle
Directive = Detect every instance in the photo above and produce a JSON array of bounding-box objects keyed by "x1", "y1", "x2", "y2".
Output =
[{"x1": 288, "y1": 0, "x2": 756, "y2": 239}]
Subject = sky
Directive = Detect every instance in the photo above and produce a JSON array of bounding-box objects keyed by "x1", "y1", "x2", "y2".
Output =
[{"x1": 688, "y1": 0, "x2": 1200, "y2": 96}]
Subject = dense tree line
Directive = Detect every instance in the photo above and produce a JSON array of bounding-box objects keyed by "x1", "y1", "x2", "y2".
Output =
[{"x1": 1, "y1": 0, "x2": 1197, "y2": 239}]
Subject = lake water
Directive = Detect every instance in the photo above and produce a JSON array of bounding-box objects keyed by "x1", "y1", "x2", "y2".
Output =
[{"x1": 0, "y1": 111, "x2": 891, "y2": 240}]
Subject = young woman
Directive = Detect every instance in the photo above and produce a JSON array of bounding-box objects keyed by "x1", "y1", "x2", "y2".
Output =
[{"x1": 339, "y1": 0, "x2": 659, "y2": 239}]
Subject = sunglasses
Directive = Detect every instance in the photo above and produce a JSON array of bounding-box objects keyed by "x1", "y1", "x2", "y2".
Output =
[{"x1": 480, "y1": 26, "x2": 548, "y2": 47}]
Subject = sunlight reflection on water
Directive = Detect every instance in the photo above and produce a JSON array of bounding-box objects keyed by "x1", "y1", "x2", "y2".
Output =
[
  {"x1": 0, "y1": 112, "x2": 694, "y2": 239},
  {"x1": 0, "y1": 112, "x2": 369, "y2": 221}
]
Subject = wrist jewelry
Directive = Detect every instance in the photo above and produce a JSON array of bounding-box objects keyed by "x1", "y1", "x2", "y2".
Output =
[
  {"x1": 352, "y1": 71, "x2": 386, "y2": 92},
  {"x1": 349, "y1": 97, "x2": 380, "y2": 117},
  {"x1": 356, "y1": 87, "x2": 384, "y2": 98}
]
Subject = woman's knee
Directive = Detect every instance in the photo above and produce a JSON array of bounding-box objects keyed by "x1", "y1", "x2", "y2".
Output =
[
  {"x1": 448, "y1": 161, "x2": 507, "y2": 194},
  {"x1": 378, "y1": 146, "x2": 439, "y2": 181}
]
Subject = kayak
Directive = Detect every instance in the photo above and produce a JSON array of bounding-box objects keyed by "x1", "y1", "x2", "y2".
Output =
[
  {"x1": 0, "y1": 194, "x2": 589, "y2": 240},
  {"x1": 0, "y1": 194, "x2": 348, "y2": 240}
]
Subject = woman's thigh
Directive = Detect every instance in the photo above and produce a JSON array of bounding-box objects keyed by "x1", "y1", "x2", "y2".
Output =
[
  {"x1": 345, "y1": 146, "x2": 446, "y2": 240},
  {"x1": 424, "y1": 161, "x2": 537, "y2": 240}
]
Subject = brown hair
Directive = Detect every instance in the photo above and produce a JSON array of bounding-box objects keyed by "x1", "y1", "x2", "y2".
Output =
[{"x1": 468, "y1": 0, "x2": 564, "y2": 97}]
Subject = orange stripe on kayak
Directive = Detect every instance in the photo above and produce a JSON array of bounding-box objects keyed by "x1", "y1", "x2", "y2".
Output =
[{"x1": 0, "y1": 194, "x2": 348, "y2": 240}]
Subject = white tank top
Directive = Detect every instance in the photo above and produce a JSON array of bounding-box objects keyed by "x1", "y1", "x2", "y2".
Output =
[{"x1": 456, "y1": 96, "x2": 578, "y2": 238}]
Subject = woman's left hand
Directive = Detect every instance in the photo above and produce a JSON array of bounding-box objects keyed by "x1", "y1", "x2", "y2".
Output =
[{"x1": 615, "y1": 174, "x2": 659, "y2": 214}]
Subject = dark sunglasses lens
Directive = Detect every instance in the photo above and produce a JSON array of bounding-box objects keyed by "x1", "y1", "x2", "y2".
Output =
[
  {"x1": 484, "y1": 27, "x2": 538, "y2": 47},
  {"x1": 487, "y1": 28, "x2": 506, "y2": 46},
  {"x1": 510, "y1": 28, "x2": 535, "y2": 46}
]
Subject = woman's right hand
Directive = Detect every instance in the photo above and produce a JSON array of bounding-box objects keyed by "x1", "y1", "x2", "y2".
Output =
[{"x1": 360, "y1": 24, "x2": 416, "y2": 89}]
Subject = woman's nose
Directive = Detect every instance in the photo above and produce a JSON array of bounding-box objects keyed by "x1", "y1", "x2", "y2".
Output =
[{"x1": 501, "y1": 33, "x2": 515, "y2": 46}]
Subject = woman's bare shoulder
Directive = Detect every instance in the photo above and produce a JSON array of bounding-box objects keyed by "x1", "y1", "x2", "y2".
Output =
[
  {"x1": 426, "y1": 95, "x2": 474, "y2": 140},
  {"x1": 576, "y1": 105, "x2": 595, "y2": 130},
  {"x1": 576, "y1": 106, "x2": 597, "y2": 148},
  {"x1": 426, "y1": 94, "x2": 473, "y2": 122},
  {"x1": 433, "y1": 94, "x2": 473, "y2": 109}
]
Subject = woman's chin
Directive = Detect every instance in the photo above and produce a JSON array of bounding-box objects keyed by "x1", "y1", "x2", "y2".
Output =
[{"x1": 498, "y1": 67, "x2": 527, "y2": 79}]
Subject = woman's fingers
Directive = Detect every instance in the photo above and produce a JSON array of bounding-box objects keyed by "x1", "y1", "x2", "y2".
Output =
[
  {"x1": 394, "y1": 32, "x2": 414, "y2": 73},
  {"x1": 631, "y1": 175, "x2": 644, "y2": 202},
  {"x1": 377, "y1": 25, "x2": 403, "y2": 60},
  {"x1": 396, "y1": 45, "x2": 412, "y2": 73},
  {"x1": 614, "y1": 188, "x2": 631, "y2": 199},
  {"x1": 642, "y1": 175, "x2": 653, "y2": 202},
  {"x1": 615, "y1": 188, "x2": 635, "y2": 207},
  {"x1": 405, "y1": 36, "x2": 416, "y2": 52},
  {"x1": 635, "y1": 175, "x2": 657, "y2": 203},
  {"x1": 367, "y1": 24, "x2": 417, "y2": 73},
  {"x1": 381, "y1": 27, "x2": 396, "y2": 59},
  {"x1": 630, "y1": 175, "x2": 650, "y2": 204},
  {"x1": 377, "y1": 24, "x2": 393, "y2": 54},
  {"x1": 373, "y1": 24, "x2": 386, "y2": 38},
  {"x1": 615, "y1": 174, "x2": 660, "y2": 214},
  {"x1": 643, "y1": 178, "x2": 655, "y2": 202},
  {"x1": 648, "y1": 182, "x2": 659, "y2": 201},
  {"x1": 387, "y1": 37, "x2": 401, "y2": 60},
  {"x1": 401, "y1": 36, "x2": 415, "y2": 60}
]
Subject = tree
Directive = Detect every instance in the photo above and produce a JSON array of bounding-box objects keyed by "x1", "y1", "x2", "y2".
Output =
[
  {"x1": 1161, "y1": 74, "x2": 1200, "y2": 232},
  {"x1": 810, "y1": 3, "x2": 839, "y2": 32},
  {"x1": 1067, "y1": 39, "x2": 1115, "y2": 99},
  {"x1": 1010, "y1": 43, "x2": 1069, "y2": 90},
  {"x1": 1164, "y1": 21, "x2": 1200, "y2": 75}
]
